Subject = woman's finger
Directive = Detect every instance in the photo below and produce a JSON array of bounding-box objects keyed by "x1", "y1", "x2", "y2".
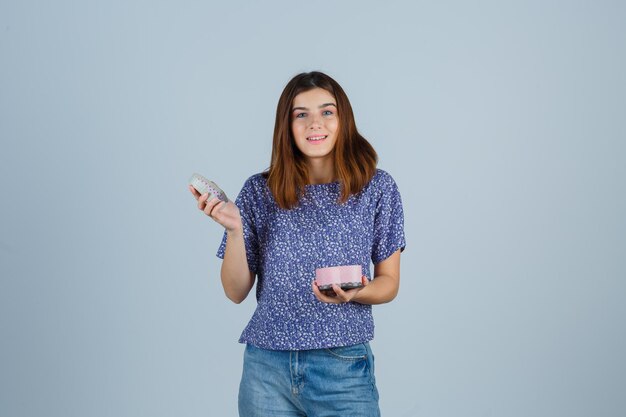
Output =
[
  {"x1": 189, "y1": 185, "x2": 200, "y2": 199},
  {"x1": 332, "y1": 284, "x2": 350, "y2": 303},
  {"x1": 202, "y1": 197, "x2": 221, "y2": 216},
  {"x1": 312, "y1": 281, "x2": 341, "y2": 304},
  {"x1": 197, "y1": 193, "x2": 209, "y2": 209},
  {"x1": 208, "y1": 200, "x2": 226, "y2": 218}
]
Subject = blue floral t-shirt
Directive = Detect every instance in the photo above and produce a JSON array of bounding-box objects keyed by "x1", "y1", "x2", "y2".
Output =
[{"x1": 216, "y1": 168, "x2": 406, "y2": 350}]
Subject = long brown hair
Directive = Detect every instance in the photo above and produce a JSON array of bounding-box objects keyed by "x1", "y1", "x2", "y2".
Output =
[{"x1": 264, "y1": 71, "x2": 378, "y2": 209}]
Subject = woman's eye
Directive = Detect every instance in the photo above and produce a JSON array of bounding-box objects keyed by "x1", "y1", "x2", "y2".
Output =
[
  {"x1": 295, "y1": 113, "x2": 307, "y2": 118},
  {"x1": 323, "y1": 110, "x2": 334, "y2": 116}
]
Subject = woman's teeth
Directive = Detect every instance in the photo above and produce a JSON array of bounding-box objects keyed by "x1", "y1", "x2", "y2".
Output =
[{"x1": 307, "y1": 135, "x2": 327, "y2": 141}]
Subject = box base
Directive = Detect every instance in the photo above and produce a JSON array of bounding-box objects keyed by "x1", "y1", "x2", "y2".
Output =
[{"x1": 318, "y1": 282, "x2": 364, "y2": 296}]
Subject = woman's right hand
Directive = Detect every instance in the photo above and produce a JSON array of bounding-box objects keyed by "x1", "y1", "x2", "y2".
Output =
[{"x1": 188, "y1": 185, "x2": 243, "y2": 233}]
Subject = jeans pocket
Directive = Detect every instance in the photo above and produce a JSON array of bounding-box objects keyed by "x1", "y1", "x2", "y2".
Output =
[{"x1": 324, "y1": 343, "x2": 369, "y2": 361}]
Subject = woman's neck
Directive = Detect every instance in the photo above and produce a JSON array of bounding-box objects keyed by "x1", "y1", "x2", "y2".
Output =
[{"x1": 306, "y1": 158, "x2": 336, "y2": 185}]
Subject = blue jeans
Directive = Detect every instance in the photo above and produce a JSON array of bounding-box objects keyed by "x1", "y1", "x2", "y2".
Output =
[{"x1": 238, "y1": 342, "x2": 381, "y2": 417}]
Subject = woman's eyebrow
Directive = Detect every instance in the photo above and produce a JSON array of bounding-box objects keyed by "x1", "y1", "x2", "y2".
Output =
[{"x1": 292, "y1": 103, "x2": 337, "y2": 112}]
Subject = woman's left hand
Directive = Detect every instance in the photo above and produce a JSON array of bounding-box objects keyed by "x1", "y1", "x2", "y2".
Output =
[{"x1": 312, "y1": 275, "x2": 369, "y2": 304}]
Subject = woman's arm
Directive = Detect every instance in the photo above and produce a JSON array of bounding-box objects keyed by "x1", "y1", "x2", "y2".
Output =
[
  {"x1": 312, "y1": 249, "x2": 401, "y2": 305},
  {"x1": 352, "y1": 249, "x2": 401, "y2": 304},
  {"x1": 220, "y1": 226, "x2": 256, "y2": 304},
  {"x1": 189, "y1": 185, "x2": 256, "y2": 304}
]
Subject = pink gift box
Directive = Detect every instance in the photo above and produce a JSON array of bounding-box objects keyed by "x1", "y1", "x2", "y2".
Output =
[{"x1": 315, "y1": 265, "x2": 363, "y2": 291}]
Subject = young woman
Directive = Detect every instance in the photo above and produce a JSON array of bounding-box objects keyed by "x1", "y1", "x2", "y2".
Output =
[{"x1": 189, "y1": 71, "x2": 406, "y2": 416}]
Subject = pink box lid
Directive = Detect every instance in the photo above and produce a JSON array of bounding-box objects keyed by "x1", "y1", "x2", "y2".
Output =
[{"x1": 315, "y1": 265, "x2": 362, "y2": 287}]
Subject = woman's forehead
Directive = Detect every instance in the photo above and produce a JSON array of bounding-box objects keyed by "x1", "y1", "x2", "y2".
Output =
[{"x1": 293, "y1": 88, "x2": 336, "y2": 107}]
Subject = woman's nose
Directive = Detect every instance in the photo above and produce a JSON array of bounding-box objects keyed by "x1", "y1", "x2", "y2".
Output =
[{"x1": 309, "y1": 113, "x2": 323, "y2": 128}]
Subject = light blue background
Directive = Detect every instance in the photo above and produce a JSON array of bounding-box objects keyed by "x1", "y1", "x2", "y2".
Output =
[{"x1": 1, "y1": 1, "x2": 625, "y2": 416}]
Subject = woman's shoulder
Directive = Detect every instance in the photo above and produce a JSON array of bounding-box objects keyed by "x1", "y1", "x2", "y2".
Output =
[
  {"x1": 368, "y1": 168, "x2": 399, "y2": 190},
  {"x1": 238, "y1": 172, "x2": 271, "y2": 201},
  {"x1": 239, "y1": 171, "x2": 267, "y2": 189},
  {"x1": 244, "y1": 172, "x2": 267, "y2": 185},
  {"x1": 373, "y1": 168, "x2": 393, "y2": 180}
]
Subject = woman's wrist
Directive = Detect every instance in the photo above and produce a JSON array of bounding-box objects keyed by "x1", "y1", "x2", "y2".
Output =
[
  {"x1": 226, "y1": 223, "x2": 244, "y2": 236},
  {"x1": 352, "y1": 275, "x2": 398, "y2": 305}
]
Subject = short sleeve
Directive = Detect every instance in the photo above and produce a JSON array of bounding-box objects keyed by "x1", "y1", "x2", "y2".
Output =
[
  {"x1": 216, "y1": 177, "x2": 260, "y2": 274},
  {"x1": 371, "y1": 172, "x2": 406, "y2": 264}
]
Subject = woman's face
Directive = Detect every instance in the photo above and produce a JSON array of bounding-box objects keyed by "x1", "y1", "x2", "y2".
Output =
[{"x1": 291, "y1": 87, "x2": 339, "y2": 162}]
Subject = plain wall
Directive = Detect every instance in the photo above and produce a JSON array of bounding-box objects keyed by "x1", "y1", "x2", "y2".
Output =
[{"x1": 1, "y1": 1, "x2": 625, "y2": 416}]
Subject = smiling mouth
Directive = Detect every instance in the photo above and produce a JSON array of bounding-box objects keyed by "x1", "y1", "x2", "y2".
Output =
[{"x1": 307, "y1": 135, "x2": 328, "y2": 141}]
